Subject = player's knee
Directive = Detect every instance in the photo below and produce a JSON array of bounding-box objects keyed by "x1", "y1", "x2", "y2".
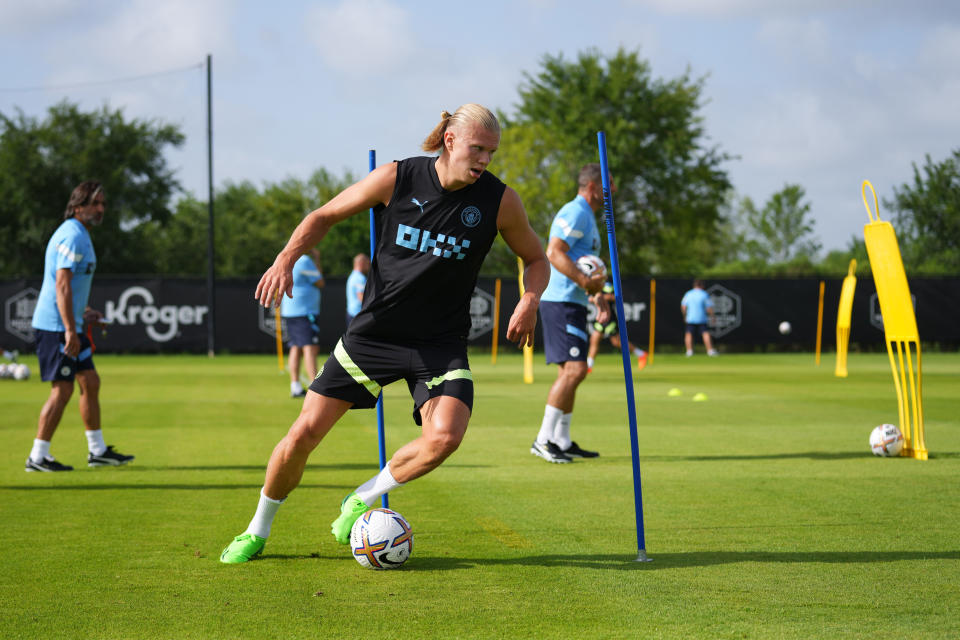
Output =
[
  {"x1": 425, "y1": 428, "x2": 463, "y2": 460},
  {"x1": 289, "y1": 416, "x2": 326, "y2": 449},
  {"x1": 565, "y1": 362, "x2": 589, "y2": 385},
  {"x1": 78, "y1": 372, "x2": 100, "y2": 395},
  {"x1": 49, "y1": 381, "x2": 74, "y2": 404}
]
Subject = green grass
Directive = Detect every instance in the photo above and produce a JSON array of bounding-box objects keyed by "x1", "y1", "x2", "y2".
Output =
[{"x1": 1, "y1": 351, "x2": 959, "y2": 639}]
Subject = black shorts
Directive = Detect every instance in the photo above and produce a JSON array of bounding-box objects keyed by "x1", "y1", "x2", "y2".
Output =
[
  {"x1": 540, "y1": 301, "x2": 589, "y2": 364},
  {"x1": 35, "y1": 329, "x2": 95, "y2": 382},
  {"x1": 309, "y1": 334, "x2": 473, "y2": 426},
  {"x1": 284, "y1": 315, "x2": 320, "y2": 348},
  {"x1": 593, "y1": 310, "x2": 619, "y2": 338}
]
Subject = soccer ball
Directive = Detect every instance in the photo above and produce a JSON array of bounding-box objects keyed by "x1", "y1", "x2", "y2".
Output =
[
  {"x1": 870, "y1": 423, "x2": 904, "y2": 457},
  {"x1": 778, "y1": 321, "x2": 792, "y2": 335},
  {"x1": 576, "y1": 254, "x2": 606, "y2": 278},
  {"x1": 350, "y1": 508, "x2": 413, "y2": 570},
  {"x1": 13, "y1": 364, "x2": 30, "y2": 380}
]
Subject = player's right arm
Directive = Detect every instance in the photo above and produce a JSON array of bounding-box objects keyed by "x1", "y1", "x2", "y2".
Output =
[
  {"x1": 256, "y1": 163, "x2": 398, "y2": 308},
  {"x1": 55, "y1": 268, "x2": 80, "y2": 357},
  {"x1": 544, "y1": 237, "x2": 605, "y2": 295}
]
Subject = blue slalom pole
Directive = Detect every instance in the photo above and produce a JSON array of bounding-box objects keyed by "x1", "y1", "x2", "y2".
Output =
[
  {"x1": 597, "y1": 132, "x2": 650, "y2": 562},
  {"x1": 369, "y1": 149, "x2": 389, "y2": 509}
]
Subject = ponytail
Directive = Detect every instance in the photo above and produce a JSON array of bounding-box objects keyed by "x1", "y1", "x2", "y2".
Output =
[
  {"x1": 421, "y1": 110, "x2": 454, "y2": 153},
  {"x1": 421, "y1": 104, "x2": 500, "y2": 154}
]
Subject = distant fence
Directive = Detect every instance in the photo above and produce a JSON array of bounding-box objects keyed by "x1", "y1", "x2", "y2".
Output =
[{"x1": 3, "y1": 276, "x2": 959, "y2": 354}]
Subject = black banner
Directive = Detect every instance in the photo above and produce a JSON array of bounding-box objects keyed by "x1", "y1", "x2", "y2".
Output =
[{"x1": 2, "y1": 276, "x2": 959, "y2": 353}]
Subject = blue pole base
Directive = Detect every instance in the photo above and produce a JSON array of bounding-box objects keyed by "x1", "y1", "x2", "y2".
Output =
[{"x1": 635, "y1": 549, "x2": 653, "y2": 563}]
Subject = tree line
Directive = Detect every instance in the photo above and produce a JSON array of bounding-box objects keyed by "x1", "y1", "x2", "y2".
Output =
[{"x1": 2, "y1": 49, "x2": 957, "y2": 279}]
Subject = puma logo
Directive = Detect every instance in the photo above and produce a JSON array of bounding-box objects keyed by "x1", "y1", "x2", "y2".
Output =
[{"x1": 411, "y1": 198, "x2": 428, "y2": 214}]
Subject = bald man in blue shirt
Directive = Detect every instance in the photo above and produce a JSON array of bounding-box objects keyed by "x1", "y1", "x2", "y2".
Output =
[{"x1": 681, "y1": 279, "x2": 717, "y2": 356}]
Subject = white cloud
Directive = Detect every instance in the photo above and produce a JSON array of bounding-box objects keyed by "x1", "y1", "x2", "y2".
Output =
[
  {"x1": 305, "y1": 0, "x2": 417, "y2": 75},
  {"x1": 624, "y1": 0, "x2": 869, "y2": 18},
  {"x1": 757, "y1": 18, "x2": 831, "y2": 63},
  {"x1": 0, "y1": 0, "x2": 83, "y2": 35},
  {"x1": 45, "y1": 0, "x2": 233, "y2": 80}
]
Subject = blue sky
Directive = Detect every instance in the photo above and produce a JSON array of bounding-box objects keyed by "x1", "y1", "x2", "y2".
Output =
[{"x1": 2, "y1": 0, "x2": 958, "y2": 252}]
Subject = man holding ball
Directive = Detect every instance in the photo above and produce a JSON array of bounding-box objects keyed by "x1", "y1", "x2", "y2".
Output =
[{"x1": 532, "y1": 163, "x2": 609, "y2": 464}]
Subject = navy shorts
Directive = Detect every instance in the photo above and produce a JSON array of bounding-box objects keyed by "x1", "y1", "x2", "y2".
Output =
[
  {"x1": 540, "y1": 301, "x2": 589, "y2": 364},
  {"x1": 284, "y1": 315, "x2": 320, "y2": 348},
  {"x1": 686, "y1": 323, "x2": 709, "y2": 335},
  {"x1": 310, "y1": 334, "x2": 473, "y2": 426},
  {"x1": 35, "y1": 329, "x2": 95, "y2": 382}
]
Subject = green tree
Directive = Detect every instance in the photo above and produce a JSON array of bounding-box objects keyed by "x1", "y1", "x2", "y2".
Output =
[
  {"x1": 492, "y1": 48, "x2": 732, "y2": 275},
  {"x1": 0, "y1": 101, "x2": 183, "y2": 276},
  {"x1": 887, "y1": 149, "x2": 960, "y2": 273},
  {"x1": 737, "y1": 184, "x2": 820, "y2": 263}
]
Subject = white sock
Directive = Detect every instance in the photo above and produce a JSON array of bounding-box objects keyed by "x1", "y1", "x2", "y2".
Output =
[
  {"x1": 355, "y1": 462, "x2": 404, "y2": 506},
  {"x1": 30, "y1": 439, "x2": 51, "y2": 463},
  {"x1": 554, "y1": 413, "x2": 573, "y2": 450},
  {"x1": 291, "y1": 380, "x2": 304, "y2": 394},
  {"x1": 86, "y1": 429, "x2": 107, "y2": 456},
  {"x1": 587, "y1": 357, "x2": 595, "y2": 368},
  {"x1": 633, "y1": 348, "x2": 643, "y2": 356},
  {"x1": 244, "y1": 490, "x2": 285, "y2": 539},
  {"x1": 537, "y1": 405, "x2": 563, "y2": 445}
]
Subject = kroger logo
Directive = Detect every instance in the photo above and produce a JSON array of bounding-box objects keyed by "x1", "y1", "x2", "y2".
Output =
[{"x1": 104, "y1": 286, "x2": 208, "y2": 342}]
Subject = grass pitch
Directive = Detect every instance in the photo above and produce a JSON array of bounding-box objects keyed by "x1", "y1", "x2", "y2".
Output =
[{"x1": 1, "y1": 351, "x2": 959, "y2": 639}]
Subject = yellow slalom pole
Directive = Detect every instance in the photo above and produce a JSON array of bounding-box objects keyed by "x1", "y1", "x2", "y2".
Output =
[
  {"x1": 815, "y1": 280, "x2": 825, "y2": 365},
  {"x1": 274, "y1": 298, "x2": 285, "y2": 372},
  {"x1": 862, "y1": 179, "x2": 926, "y2": 460},
  {"x1": 835, "y1": 259, "x2": 857, "y2": 378},
  {"x1": 491, "y1": 278, "x2": 501, "y2": 365},
  {"x1": 648, "y1": 279, "x2": 656, "y2": 365},
  {"x1": 517, "y1": 257, "x2": 534, "y2": 383}
]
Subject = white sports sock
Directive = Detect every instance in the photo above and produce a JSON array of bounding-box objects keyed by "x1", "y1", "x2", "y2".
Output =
[
  {"x1": 537, "y1": 405, "x2": 563, "y2": 445},
  {"x1": 30, "y1": 439, "x2": 51, "y2": 463},
  {"x1": 290, "y1": 380, "x2": 304, "y2": 394},
  {"x1": 244, "y1": 490, "x2": 285, "y2": 539},
  {"x1": 86, "y1": 429, "x2": 107, "y2": 456},
  {"x1": 355, "y1": 462, "x2": 404, "y2": 506},
  {"x1": 553, "y1": 413, "x2": 573, "y2": 450}
]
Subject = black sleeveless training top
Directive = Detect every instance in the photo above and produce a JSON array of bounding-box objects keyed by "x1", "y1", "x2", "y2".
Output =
[{"x1": 346, "y1": 156, "x2": 506, "y2": 344}]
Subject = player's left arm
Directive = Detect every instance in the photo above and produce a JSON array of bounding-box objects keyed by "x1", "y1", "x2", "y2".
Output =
[{"x1": 497, "y1": 187, "x2": 549, "y2": 347}]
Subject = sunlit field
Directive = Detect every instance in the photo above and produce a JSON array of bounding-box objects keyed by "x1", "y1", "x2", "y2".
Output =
[{"x1": 2, "y1": 351, "x2": 958, "y2": 639}]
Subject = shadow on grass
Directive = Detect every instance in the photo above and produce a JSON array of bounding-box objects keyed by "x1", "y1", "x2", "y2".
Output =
[
  {"x1": 112, "y1": 463, "x2": 491, "y2": 472},
  {"x1": 595, "y1": 451, "x2": 954, "y2": 462},
  {"x1": 0, "y1": 483, "x2": 353, "y2": 491},
  {"x1": 295, "y1": 550, "x2": 960, "y2": 571}
]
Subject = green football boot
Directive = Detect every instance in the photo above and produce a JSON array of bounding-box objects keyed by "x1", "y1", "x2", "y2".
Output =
[
  {"x1": 220, "y1": 533, "x2": 266, "y2": 564},
  {"x1": 331, "y1": 492, "x2": 368, "y2": 544}
]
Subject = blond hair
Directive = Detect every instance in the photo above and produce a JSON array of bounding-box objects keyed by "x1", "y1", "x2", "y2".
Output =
[{"x1": 421, "y1": 103, "x2": 500, "y2": 153}]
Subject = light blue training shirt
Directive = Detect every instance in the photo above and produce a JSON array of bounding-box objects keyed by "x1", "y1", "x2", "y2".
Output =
[
  {"x1": 681, "y1": 287, "x2": 713, "y2": 324},
  {"x1": 540, "y1": 195, "x2": 601, "y2": 308},
  {"x1": 345, "y1": 268, "x2": 366, "y2": 317},
  {"x1": 32, "y1": 218, "x2": 97, "y2": 332},
  {"x1": 280, "y1": 254, "x2": 323, "y2": 318}
]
